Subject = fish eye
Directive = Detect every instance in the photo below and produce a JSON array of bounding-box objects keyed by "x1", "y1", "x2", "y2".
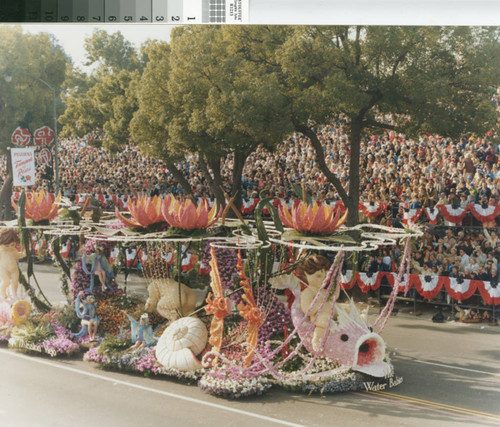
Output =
[{"x1": 340, "y1": 334, "x2": 348, "y2": 342}]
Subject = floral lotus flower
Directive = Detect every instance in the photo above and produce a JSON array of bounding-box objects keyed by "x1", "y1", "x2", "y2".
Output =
[
  {"x1": 115, "y1": 195, "x2": 164, "y2": 229},
  {"x1": 162, "y1": 196, "x2": 221, "y2": 230},
  {"x1": 13, "y1": 190, "x2": 60, "y2": 222},
  {"x1": 278, "y1": 201, "x2": 348, "y2": 233}
]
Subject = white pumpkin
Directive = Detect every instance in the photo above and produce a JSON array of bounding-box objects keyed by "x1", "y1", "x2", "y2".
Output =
[{"x1": 155, "y1": 317, "x2": 208, "y2": 371}]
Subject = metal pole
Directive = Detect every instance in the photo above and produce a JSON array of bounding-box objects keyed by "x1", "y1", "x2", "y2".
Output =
[
  {"x1": 37, "y1": 78, "x2": 59, "y2": 194},
  {"x1": 51, "y1": 86, "x2": 59, "y2": 194}
]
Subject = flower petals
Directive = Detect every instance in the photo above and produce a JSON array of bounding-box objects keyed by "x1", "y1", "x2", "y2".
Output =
[{"x1": 278, "y1": 201, "x2": 347, "y2": 234}]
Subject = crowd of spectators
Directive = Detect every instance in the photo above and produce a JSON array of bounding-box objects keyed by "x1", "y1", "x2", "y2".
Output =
[
  {"x1": 1, "y1": 114, "x2": 498, "y2": 282},
  {"x1": 362, "y1": 228, "x2": 500, "y2": 284},
  {"x1": 2, "y1": 114, "x2": 497, "y2": 212}
]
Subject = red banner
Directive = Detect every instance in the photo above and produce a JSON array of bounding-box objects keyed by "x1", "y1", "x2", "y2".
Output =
[
  {"x1": 33, "y1": 126, "x2": 55, "y2": 146},
  {"x1": 11, "y1": 127, "x2": 31, "y2": 147}
]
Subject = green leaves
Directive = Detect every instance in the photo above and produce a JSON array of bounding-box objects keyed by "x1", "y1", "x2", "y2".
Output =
[{"x1": 0, "y1": 27, "x2": 68, "y2": 154}]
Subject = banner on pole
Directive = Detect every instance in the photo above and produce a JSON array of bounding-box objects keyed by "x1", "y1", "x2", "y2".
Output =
[{"x1": 11, "y1": 147, "x2": 36, "y2": 187}]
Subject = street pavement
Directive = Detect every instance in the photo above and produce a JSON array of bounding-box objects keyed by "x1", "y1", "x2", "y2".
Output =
[{"x1": 0, "y1": 264, "x2": 499, "y2": 427}]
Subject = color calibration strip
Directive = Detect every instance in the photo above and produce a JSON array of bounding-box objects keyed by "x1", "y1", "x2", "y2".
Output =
[{"x1": 0, "y1": 0, "x2": 248, "y2": 23}]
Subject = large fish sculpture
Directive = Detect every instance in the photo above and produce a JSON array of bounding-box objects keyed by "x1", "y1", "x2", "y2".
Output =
[{"x1": 270, "y1": 274, "x2": 391, "y2": 378}]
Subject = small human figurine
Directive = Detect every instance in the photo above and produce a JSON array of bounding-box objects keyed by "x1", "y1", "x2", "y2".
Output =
[
  {"x1": 82, "y1": 246, "x2": 114, "y2": 292},
  {"x1": 296, "y1": 254, "x2": 333, "y2": 352},
  {"x1": 0, "y1": 229, "x2": 26, "y2": 300},
  {"x1": 125, "y1": 313, "x2": 157, "y2": 352},
  {"x1": 75, "y1": 291, "x2": 100, "y2": 341}
]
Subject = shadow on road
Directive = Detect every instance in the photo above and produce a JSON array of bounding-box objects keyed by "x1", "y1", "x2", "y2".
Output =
[{"x1": 222, "y1": 356, "x2": 500, "y2": 426}]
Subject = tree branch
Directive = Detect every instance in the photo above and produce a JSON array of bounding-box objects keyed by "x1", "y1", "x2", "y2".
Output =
[{"x1": 292, "y1": 118, "x2": 350, "y2": 205}]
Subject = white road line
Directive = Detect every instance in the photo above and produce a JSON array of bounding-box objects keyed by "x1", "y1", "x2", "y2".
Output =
[
  {"x1": 414, "y1": 359, "x2": 500, "y2": 378},
  {"x1": 0, "y1": 349, "x2": 304, "y2": 427}
]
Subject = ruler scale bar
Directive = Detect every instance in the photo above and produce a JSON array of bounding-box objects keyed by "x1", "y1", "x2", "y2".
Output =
[
  {"x1": 72, "y1": 0, "x2": 88, "y2": 22},
  {"x1": 41, "y1": 0, "x2": 58, "y2": 22},
  {"x1": 105, "y1": 0, "x2": 120, "y2": 22},
  {"x1": 2, "y1": 0, "x2": 248, "y2": 22},
  {"x1": 136, "y1": 0, "x2": 152, "y2": 22},
  {"x1": 152, "y1": 0, "x2": 168, "y2": 23},
  {"x1": 88, "y1": 0, "x2": 104, "y2": 22},
  {"x1": 25, "y1": 0, "x2": 42, "y2": 22},
  {"x1": 57, "y1": 0, "x2": 72, "y2": 21},
  {"x1": 120, "y1": 0, "x2": 135, "y2": 22},
  {"x1": 168, "y1": 0, "x2": 182, "y2": 23}
]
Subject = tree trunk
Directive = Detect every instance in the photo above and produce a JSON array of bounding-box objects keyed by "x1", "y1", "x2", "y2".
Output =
[
  {"x1": 295, "y1": 119, "x2": 363, "y2": 227},
  {"x1": 346, "y1": 117, "x2": 362, "y2": 226},
  {"x1": 164, "y1": 159, "x2": 194, "y2": 199},
  {"x1": 0, "y1": 153, "x2": 14, "y2": 221},
  {"x1": 199, "y1": 155, "x2": 226, "y2": 209},
  {"x1": 229, "y1": 150, "x2": 247, "y2": 214},
  {"x1": 295, "y1": 123, "x2": 350, "y2": 203}
]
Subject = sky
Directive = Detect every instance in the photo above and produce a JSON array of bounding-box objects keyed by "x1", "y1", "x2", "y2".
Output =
[{"x1": 16, "y1": 24, "x2": 174, "y2": 70}]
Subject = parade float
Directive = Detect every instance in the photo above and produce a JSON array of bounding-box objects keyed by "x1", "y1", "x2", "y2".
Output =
[{"x1": 0, "y1": 191, "x2": 420, "y2": 398}]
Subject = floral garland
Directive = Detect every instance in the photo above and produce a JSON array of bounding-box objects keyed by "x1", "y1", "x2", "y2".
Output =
[
  {"x1": 275, "y1": 356, "x2": 395, "y2": 394},
  {"x1": 199, "y1": 368, "x2": 272, "y2": 399},
  {"x1": 8, "y1": 321, "x2": 80, "y2": 357},
  {"x1": 84, "y1": 346, "x2": 204, "y2": 382}
]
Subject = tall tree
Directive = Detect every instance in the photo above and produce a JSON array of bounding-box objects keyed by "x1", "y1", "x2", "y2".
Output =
[
  {"x1": 132, "y1": 26, "x2": 291, "y2": 210},
  {"x1": 59, "y1": 30, "x2": 145, "y2": 153},
  {"x1": 0, "y1": 26, "x2": 68, "y2": 219},
  {"x1": 232, "y1": 26, "x2": 500, "y2": 226},
  {"x1": 130, "y1": 40, "x2": 195, "y2": 198}
]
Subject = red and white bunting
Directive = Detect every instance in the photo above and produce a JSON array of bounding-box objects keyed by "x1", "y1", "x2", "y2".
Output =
[
  {"x1": 161, "y1": 251, "x2": 175, "y2": 266},
  {"x1": 407, "y1": 208, "x2": 423, "y2": 224},
  {"x1": 199, "y1": 260, "x2": 210, "y2": 275},
  {"x1": 181, "y1": 252, "x2": 196, "y2": 272},
  {"x1": 425, "y1": 207, "x2": 440, "y2": 224},
  {"x1": 241, "y1": 198, "x2": 259, "y2": 214},
  {"x1": 75, "y1": 194, "x2": 89, "y2": 205},
  {"x1": 468, "y1": 204, "x2": 500, "y2": 224},
  {"x1": 60, "y1": 241, "x2": 70, "y2": 259},
  {"x1": 356, "y1": 271, "x2": 379, "y2": 293},
  {"x1": 359, "y1": 202, "x2": 386, "y2": 218},
  {"x1": 438, "y1": 205, "x2": 467, "y2": 224},
  {"x1": 109, "y1": 246, "x2": 119, "y2": 264},
  {"x1": 477, "y1": 280, "x2": 500, "y2": 306},
  {"x1": 445, "y1": 278, "x2": 478, "y2": 301},
  {"x1": 126, "y1": 248, "x2": 137, "y2": 267},
  {"x1": 413, "y1": 275, "x2": 447, "y2": 300},
  {"x1": 139, "y1": 249, "x2": 148, "y2": 264},
  {"x1": 340, "y1": 269, "x2": 355, "y2": 290}
]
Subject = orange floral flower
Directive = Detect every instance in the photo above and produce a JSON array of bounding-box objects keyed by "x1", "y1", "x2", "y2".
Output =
[
  {"x1": 236, "y1": 250, "x2": 264, "y2": 366},
  {"x1": 13, "y1": 190, "x2": 60, "y2": 222},
  {"x1": 115, "y1": 195, "x2": 164, "y2": 229},
  {"x1": 205, "y1": 247, "x2": 231, "y2": 366}
]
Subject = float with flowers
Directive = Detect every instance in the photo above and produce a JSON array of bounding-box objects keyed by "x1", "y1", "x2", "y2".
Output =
[{"x1": 0, "y1": 191, "x2": 421, "y2": 398}]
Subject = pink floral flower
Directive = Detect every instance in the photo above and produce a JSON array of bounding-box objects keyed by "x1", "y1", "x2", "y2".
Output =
[
  {"x1": 278, "y1": 201, "x2": 348, "y2": 233},
  {"x1": 162, "y1": 196, "x2": 221, "y2": 230}
]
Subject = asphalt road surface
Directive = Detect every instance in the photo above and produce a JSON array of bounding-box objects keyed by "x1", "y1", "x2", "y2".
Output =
[{"x1": 1, "y1": 265, "x2": 499, "y2": 427}]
